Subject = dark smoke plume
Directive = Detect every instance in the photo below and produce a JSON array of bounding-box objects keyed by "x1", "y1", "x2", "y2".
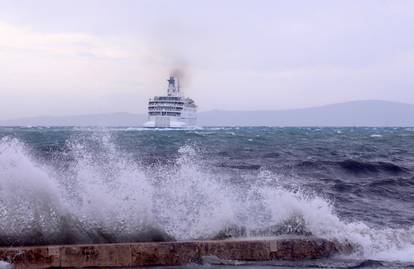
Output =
[{"x1": 170, "y1": 63, "x2": 190, "y2": 92}]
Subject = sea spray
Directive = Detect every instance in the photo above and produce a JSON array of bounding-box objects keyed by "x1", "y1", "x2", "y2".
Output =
[
  {"x1": 0, "y1": 133, "x2": 413, "y2": 262},
  {"x1": 0, "y1": 137, "x2": 67, "y2": 245}
]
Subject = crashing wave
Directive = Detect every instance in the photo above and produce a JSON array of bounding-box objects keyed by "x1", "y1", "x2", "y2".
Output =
[{"x1": 0, "y1": 136, "x2": 413, "y2": 262}]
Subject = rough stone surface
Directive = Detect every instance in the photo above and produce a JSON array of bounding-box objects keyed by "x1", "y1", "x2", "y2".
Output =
[
  {"x1": 131, "y1": 242, "x2": 200, "y2": 266},
  {"x1": 199, "y1": 240, "x2": 271, "y2": 261},
  {"x1": 61, "y1": 244, "x2": 131, "y2": 268},
  {"x1": 0, "y1": 236, "x2": 350, "y2": 268},
  {"x1": 0, "y1": 246, "x2": 60, "y2": 269},
  {"x1": 269, "y1": 237, "x2": 337, "y2": 260}
]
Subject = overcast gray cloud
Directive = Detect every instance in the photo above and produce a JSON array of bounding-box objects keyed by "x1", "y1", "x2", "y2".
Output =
[{"x1": 0, "y1": 0, "x2": 413, "y2": 119}]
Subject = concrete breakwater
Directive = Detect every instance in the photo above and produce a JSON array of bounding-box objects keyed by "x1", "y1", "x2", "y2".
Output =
[{"x1": 0, "y1": 236, "x2": 351, "y2": 268}]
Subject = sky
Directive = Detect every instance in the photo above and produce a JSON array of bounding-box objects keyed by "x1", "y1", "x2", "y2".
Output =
[{"x1": 0, "y1": 0, "x2": 413, "y2": 119}]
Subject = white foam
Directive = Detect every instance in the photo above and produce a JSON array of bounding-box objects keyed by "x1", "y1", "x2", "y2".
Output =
[
  {"x1": 370, "y1": 134, "x2": 383, "y2": 138},
  {"x1": 0, "y1": 261, "x2": 11, "y2": 269}
]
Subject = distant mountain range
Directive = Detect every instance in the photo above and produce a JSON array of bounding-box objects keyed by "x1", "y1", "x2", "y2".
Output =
[{"x1": 1, "y1": 100, "x2": 414, "y2": 127}]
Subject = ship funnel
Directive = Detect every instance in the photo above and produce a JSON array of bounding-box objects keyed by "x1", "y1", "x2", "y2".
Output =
[{"x1": 167, "y1": 76, "x2": 180, "y2": 96}]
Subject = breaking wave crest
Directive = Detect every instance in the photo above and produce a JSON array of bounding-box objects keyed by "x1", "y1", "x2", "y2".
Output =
[{"x1": 0, "y1": 135, "x2": 413, "y2": 262}]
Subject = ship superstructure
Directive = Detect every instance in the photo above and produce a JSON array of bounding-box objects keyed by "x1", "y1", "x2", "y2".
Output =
[{"x1": 143, "y1": 76, "x2": 197, "y2": 128}]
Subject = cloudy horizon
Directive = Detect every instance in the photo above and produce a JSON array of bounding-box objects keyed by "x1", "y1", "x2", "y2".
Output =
[{"x1": 1, "y1": 0, "x2": 413, "y2": 120}]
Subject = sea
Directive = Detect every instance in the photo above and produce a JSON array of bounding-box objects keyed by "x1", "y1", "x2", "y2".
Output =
[{"x1": 0, "y1": 126, "x2": 413, "y2": 269}]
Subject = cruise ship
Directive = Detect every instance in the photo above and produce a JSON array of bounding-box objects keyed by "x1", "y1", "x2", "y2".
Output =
[{"x1": 143, "y1": 76, "x2": 197, "y2": 128}]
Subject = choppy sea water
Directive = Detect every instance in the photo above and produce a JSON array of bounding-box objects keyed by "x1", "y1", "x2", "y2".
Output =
[{"x1": 0, "y1": 127, "x2": 413, "y2": 268}]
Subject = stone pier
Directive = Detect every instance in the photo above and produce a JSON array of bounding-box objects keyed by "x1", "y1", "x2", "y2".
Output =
[{"x1": 0, "y1": 236, "x2": 349, "y2": 268}]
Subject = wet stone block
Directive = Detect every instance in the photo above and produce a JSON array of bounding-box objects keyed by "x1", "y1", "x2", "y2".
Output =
[
  {"x1": 269, "y1": 237, "x2": 337, "y2": 260},
  {"x1": 0, "y1": 236, "x2": 347, "y2": 268},
  {"x1": 60, "y1": 244, "x2": 131, "y2": 268},
  {"x1": 131, "y1": 242, "x2": 200, "y2": 266},
  {"x1": 200, "y1": 240, "x2": 271, "y2": 261},
  {"x1": 0, "y1": 246, "x2": 60, "y2": 269}
]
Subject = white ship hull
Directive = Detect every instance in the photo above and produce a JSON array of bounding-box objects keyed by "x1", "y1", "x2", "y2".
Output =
[{"x1": 143, "y1": 116, "x2": 196, "y2": 128}]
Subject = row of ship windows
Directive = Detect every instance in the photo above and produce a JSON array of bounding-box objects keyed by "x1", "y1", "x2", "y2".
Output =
[
  {"x1": 149, "y1": 112, "x2": 181, "y2": 116},
  {"x1": 148, "y1": 106, "x2": 183, "y2": 110},
  {"x1": 149, "y1": 101, "x2": 184, "y2": 105},
  {"x1": 151, "y1": 96, "x2": 181, "y2": 101}
]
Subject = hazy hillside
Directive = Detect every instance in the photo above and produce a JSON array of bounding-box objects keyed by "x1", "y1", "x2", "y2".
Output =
[
  {"x1": 198, "y1": 100, "x2": 414, "y2": 126},
  {"x1": 1, "y1": 100, "x2": 414, "y2": 127},
  {"x1": 0, "y1": 113, "x2": 146, "y2": 127}
]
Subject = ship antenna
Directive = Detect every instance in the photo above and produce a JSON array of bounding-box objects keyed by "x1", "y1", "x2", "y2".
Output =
[{"x1": 176, "y1": 77, "x2": 180, "y2": 94}]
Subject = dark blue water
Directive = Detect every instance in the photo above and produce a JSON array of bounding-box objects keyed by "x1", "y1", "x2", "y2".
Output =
[{"x1": 0, "y1": 127, "x2": 413, "y2": 268}]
